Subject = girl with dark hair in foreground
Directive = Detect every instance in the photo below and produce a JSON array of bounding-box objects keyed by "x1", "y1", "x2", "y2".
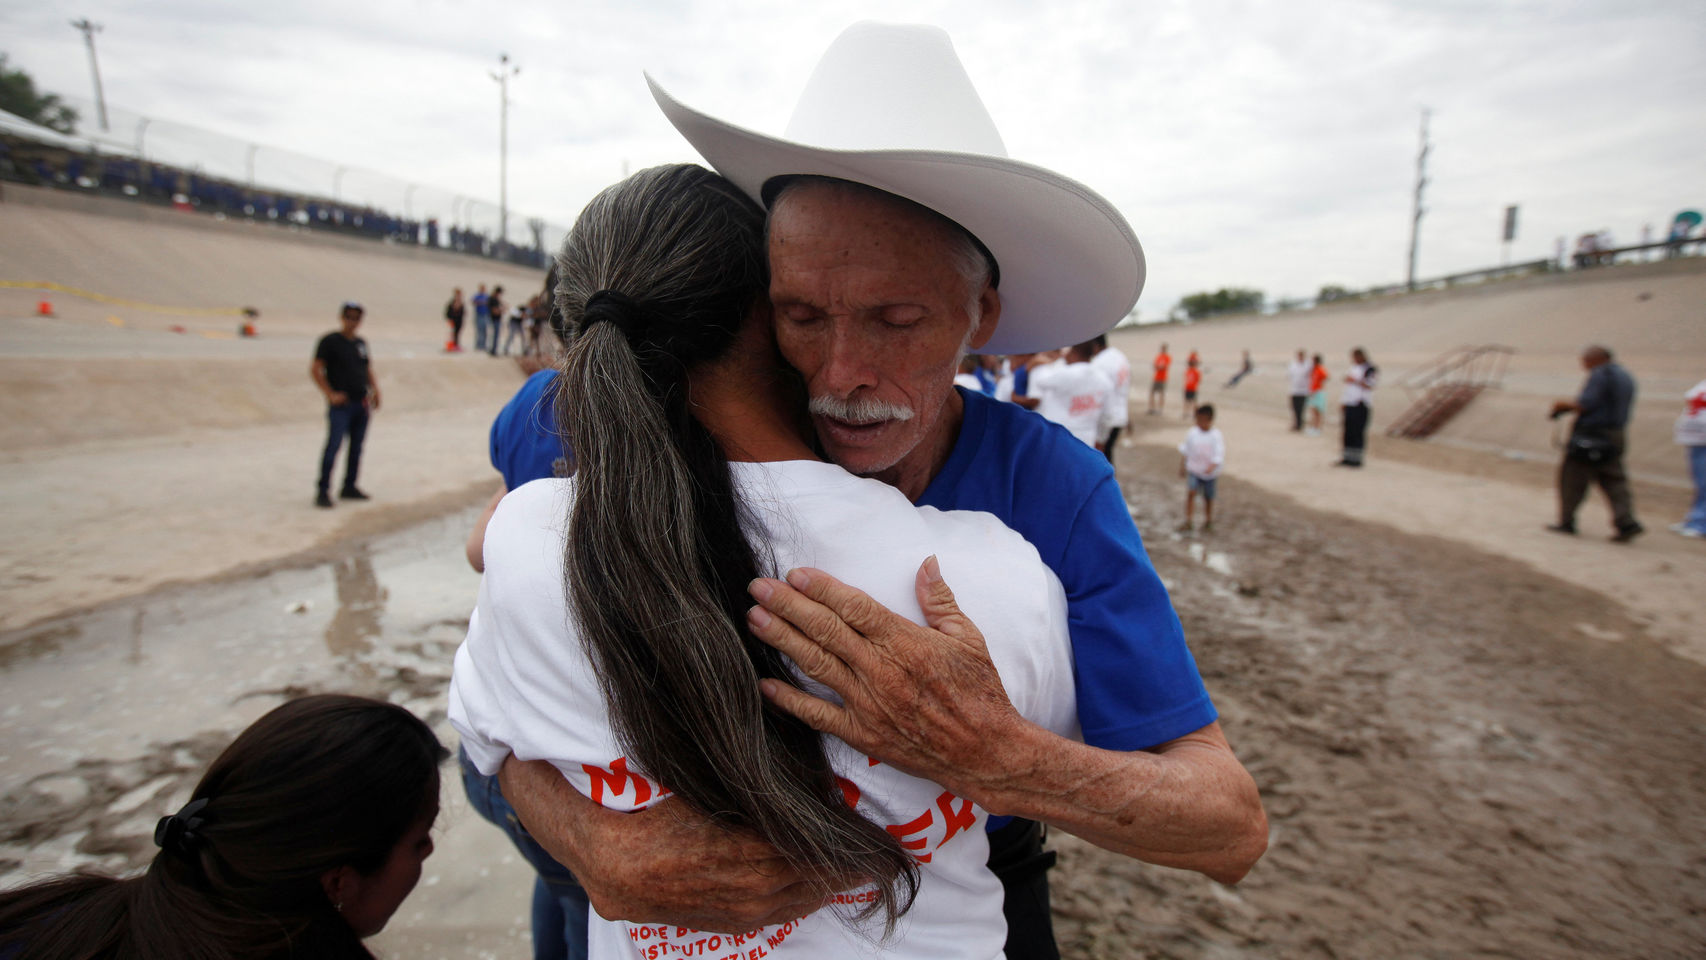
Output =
[{"x1": 0, "y1": 694, "x2": 447, "y2": 959}]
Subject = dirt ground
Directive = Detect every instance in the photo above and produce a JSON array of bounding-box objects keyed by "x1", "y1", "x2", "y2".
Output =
[
  {"x1": 3, "y1": 441, "x2": 1703, "y2": 958},
  {"x1": 3, "y1": 195, "x2": 1704, "y2": 955},
  {"x1": 1049, "y1": 442, "x2": 1706, "y2": 959}
]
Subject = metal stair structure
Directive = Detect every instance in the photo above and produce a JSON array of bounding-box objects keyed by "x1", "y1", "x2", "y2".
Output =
[{"x1": 1385, "y1": 345, "x2": 1515, "y2": 440}]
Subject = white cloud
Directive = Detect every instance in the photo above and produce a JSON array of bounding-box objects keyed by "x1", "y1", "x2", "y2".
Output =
[{"x1": 6, "y1": 0, "x2": 1702, "y2": 313}]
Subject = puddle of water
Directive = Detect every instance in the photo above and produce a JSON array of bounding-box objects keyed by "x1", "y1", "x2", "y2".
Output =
[
  {"x1": 0, "y1": 620, "x2": 82, "y2": 670},
  {"x1": 0, "y1": 506, "x2": 545, "y2": 950},
  {"x1": 0, "y1": 507, "x2": 484, "y2": 795},
  {"x1": 1186, "y1": 541, "x2": 1235, "y2": 577}
]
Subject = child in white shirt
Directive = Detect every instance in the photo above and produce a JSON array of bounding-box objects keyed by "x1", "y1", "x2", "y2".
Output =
[{"x1": 1178, "y1": 404, "x2": 1226, "y2": 532}]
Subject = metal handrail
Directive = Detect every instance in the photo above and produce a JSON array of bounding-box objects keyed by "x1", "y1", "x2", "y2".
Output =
[{"x1": 1395, "y1": 344, "x2": 1515, "y2": 394}]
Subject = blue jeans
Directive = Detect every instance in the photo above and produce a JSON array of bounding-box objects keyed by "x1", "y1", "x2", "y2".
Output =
[
  {"x1": 1685, "y1": 445, "x2": 1706, "y2": 533},
  {"x1": 474, "y1": 311, "x2": 492, "y2": 352},
  {"x1": 317, "y1": 402, "x2": 368, "y2": 494},
  {"x1": 459, "y1": 748, "x2": 590, "y2": 960}
]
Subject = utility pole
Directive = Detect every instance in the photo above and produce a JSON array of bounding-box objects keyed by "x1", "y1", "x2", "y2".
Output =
[
  {"x1": 70, "y1": 18, "x2": 110, "y2": 132},
  {"x1": 491, "y1": 53, "x2": 520, "y2": 252},
  {"x1": 1406, "y1": 107, "x2": 1431, "y2": 291}
]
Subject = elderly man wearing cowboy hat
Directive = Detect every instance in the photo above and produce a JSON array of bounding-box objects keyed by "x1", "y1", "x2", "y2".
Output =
[{"x1": 499, "y1": 22, "x2": 1267, "y2": 960}]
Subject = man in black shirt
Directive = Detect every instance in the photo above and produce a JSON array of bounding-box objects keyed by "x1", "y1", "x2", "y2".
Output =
[
  {"x1": 1549, "y1": 344, "x2": 1641, "y2": 541},
  {"x1": 310, "y1": 302, "x2": 381, "y2": 508}
]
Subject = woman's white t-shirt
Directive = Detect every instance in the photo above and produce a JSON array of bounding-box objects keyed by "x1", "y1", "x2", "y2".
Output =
[
  {"x1": 1675, "y1": 379, "x2": 1706, "y2": 446},
  {"x1": 449, "y1": 459, "x2": 1077, "y2": 960},
  {"x1": 1341, "y1": 362, "x2": 1376, "y2": 406}
]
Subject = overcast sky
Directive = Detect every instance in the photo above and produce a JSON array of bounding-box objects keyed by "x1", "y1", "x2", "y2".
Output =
[{"x1": 6, "y1": 0, "x2": 1703, "y2": 314}]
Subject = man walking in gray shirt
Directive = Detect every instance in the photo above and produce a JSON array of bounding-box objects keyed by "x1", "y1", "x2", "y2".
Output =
[{"x1": 1549, "y1": 344, "x2": 1642, "y2": 541}]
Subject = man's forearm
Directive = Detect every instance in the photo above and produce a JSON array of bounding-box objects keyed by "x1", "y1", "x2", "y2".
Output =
[
  {"x1": 961, "y1": 720, "x2": 1267, "y2": 884},
  {"x1": 496, "y1": 756, "x2": 834, "y2": 931},
  {"x1": 498, "y1": 753, "x2": 601, "y2": 875}
]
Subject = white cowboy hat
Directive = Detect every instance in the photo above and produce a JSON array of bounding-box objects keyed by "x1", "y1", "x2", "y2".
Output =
[{"x1": 646, "y1": 21, "x2": 1144, "y2": 355}]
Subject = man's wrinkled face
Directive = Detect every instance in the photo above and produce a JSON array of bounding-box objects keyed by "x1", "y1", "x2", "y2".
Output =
[{"x1": 768, "y1": 184, "x2": 994, "y2": 479}]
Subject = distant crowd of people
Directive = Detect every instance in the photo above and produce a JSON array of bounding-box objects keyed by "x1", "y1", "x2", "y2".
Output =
[
  {"x1": 441, "y1": 284, "x2": 556, "y2": 358},
  {"x1": 1569, "y1": 215, "x2": 1701, "y2": 268},
  {"x1": 959, "y1": 341, "x2": 1369, "y2": 530},
  {"x1": 950, "y1": 337, "x2": 1133, "y2": 466}
]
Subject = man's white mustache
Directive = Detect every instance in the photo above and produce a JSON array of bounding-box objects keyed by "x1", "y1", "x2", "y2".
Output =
[{"x1": 808, "y1": 394, "x2": 916, "y2": 424}]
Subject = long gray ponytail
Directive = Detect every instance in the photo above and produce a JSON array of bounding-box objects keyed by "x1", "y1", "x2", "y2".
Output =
[{"x1": 553, "y1": 164, "x2": 917, "y2": 930}]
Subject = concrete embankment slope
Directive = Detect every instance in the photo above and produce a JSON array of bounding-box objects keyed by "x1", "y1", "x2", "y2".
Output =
[
  {"x1": 0, "y1": 188, "x2": 557, "y2": 632},
  {"x1": 1109, "y1": 259, "x2": 1706, "y2": 486},
  {"x1": 1, "y1": 182, "x2": 552, "y2": 336}
]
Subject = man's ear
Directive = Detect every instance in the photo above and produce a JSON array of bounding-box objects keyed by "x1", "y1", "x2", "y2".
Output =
[{"x1": 968, "y1": 286, "x2": 1002, "y2": 351}]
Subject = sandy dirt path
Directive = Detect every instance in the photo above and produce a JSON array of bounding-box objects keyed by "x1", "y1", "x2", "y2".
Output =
[
  {"x1": 1126, "y1": 406, "x2": 1706, "y2": 666},
  {"x1": 1050, "y1": 442, "x2": 1706, "y2": 959}
]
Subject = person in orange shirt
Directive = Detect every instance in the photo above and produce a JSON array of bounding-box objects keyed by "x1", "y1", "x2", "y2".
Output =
[
  {"x1": 1306, "y1": 353, "x2": 1329, "y2": 434},
  {"x1": 1148, "y1": 343, "x2": 1171, "y2": 415},
  {"x1": 1183, "y1": 355, "x2": 1203, "y2": 419}
]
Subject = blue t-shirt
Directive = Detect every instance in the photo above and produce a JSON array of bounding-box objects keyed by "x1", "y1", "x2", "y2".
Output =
[
  {"x1": 919, "y1": 389, "x2": 1216, "y2": 757},
  {"x1": 490, "y1": 370, "x2": 572, "y2": 488},
  {"x1": 1574, "y1": 362, "x2": 1636, "y2": 433},
  {"x1": 473, "y1": 291, "x2": 491, "y2": 319}
]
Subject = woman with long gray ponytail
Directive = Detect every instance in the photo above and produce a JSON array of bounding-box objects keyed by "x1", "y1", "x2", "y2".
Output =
[
  {"x1": 556, "y1": 166, "x2": 916, "y2": 924},
  {"x1": 450, "y1": 164, "x2": 1077, "y2": 959}
]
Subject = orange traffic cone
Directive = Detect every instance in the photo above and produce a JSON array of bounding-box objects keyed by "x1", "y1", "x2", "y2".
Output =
[{"x1": 37, "y1": 301, "x2": 53, "y2": 316}]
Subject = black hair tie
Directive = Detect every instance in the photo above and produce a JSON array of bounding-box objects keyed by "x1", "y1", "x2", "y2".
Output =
[
  {"x1": 154, "y1": 797, "x2": 210, "y2": 862},
  {"x1": 580, "y1": 290, "x2": 644, "y2": 341}
]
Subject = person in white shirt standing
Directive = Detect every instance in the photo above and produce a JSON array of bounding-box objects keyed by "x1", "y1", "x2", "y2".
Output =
[
  {"x1": 1090, "y1": 334, "x2": 1132, "y2": 466},
  {"x1": 1178, "y1": 404, "x2": 1225, "y2": 533},
  {"x1": 954, "y1": 355, "x2": 985, "y2": 393},
  {"x1": 1337, "y1": 347, "x2": 1378, "y2": 467},
  {"x1": 1673, "y1": 377, "x2": 1706, "y2": 538},
  {"x1": 1029, "y1": 341, "x2": 1115, "y2": 449},
  {"x1": 1286, "y1": 349, "x2": 1311, "y2": 432}
]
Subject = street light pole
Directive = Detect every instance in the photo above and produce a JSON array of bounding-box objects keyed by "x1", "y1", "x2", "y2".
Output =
[
  {"x1": 490, "y1": 53, "x2": 519, "y2": 252},
  {"x1": 70, "y1": 18, "x2": 110, "y2": 132},
  {"x1": 134, "y1": 116, "x2": 150, "y2": 160}
]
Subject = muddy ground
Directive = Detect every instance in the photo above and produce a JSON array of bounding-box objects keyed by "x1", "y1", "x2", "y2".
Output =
[
  {"x1": 1049, "y1": 443, "x2": 1706, "y2": 959},
  {"x1": 3, "y1": 445, "x2": 1703, "y2": 958}
]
